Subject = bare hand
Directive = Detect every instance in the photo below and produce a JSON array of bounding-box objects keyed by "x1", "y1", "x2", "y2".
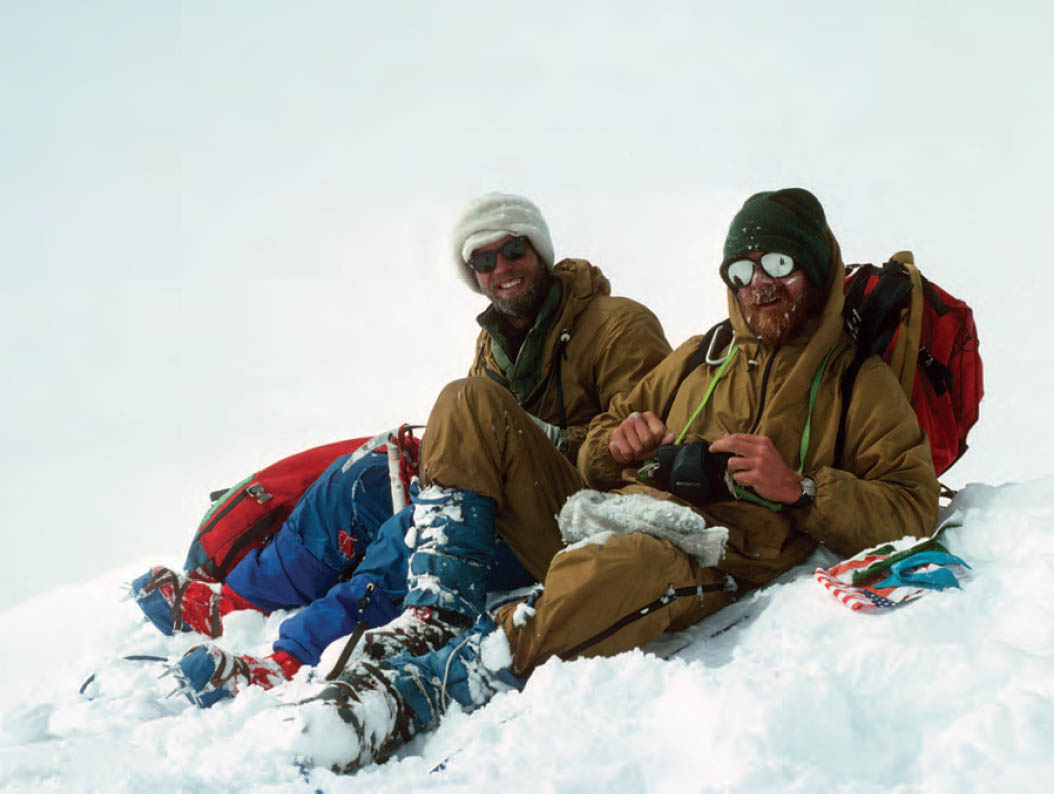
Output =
[
  {"x1": 709, "y1": 433, "x2": 803, "y2": 504},
  {"x1": 609, "y1": 411, "x2": 675, "y2": 465}
]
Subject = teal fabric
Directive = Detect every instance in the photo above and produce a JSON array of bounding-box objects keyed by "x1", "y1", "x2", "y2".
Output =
[{"x1": 873, "y1": 551, "x2": 971, "y2": 591}]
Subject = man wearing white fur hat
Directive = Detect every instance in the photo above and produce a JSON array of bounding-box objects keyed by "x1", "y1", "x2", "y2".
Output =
[
  {"x1": 456, "y1": 192, "x2": 671, "y2": 463},
  {"x1": 166, "y1": 191, "x2": 671, "y2": 705}
]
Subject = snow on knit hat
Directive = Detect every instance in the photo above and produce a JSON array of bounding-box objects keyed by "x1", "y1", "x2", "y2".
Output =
[
  {"x1": 452, "y1": 192, "x2": 555, "y2": 293},
  {"x1": 721, "y1": 188, "x2": 832, "y2": 289}
]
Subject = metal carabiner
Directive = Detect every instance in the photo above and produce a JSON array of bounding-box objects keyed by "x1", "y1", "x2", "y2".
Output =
[{"x1": 705, "y1": 327, "x2": 732, "y2": 366}]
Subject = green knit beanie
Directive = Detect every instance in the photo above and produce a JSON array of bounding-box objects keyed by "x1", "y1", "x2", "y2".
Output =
[{"x1": 721, "y1": 188, "x2": 832, "y2": 289}]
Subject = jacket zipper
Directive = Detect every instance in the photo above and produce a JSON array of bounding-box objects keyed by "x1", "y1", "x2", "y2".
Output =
[{"x1": 748, "y1": 348, "x2": 777, "y2": 435}]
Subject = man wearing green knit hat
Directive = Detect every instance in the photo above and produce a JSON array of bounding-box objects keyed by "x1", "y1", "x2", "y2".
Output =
[{"x1": 714, "y1": 187, "x2": 834, "y2": 346}]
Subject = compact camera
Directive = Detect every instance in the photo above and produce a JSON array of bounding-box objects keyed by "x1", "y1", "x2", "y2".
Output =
[{"x1": 648, "y1": 440, "x2": 733, "y2": 505}]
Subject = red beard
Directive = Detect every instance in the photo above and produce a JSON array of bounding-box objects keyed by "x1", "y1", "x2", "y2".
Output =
[{"x1": 740, "y1": 280, "x2": 815, "y2": 344}]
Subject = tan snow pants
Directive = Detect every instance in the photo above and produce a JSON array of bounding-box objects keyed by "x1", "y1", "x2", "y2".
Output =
[{"x1": 421, "y1": 377, "x2": 735, "y2": 677}]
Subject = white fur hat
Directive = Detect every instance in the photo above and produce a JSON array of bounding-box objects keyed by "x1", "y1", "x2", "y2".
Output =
[{"x1": 451, "y1": 192, "x2": 555, "y2": 293}]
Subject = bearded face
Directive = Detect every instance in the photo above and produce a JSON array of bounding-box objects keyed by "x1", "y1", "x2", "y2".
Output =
[
  {"x1": 485, "y1": 265, "x2": 550, "y2": 320},
  {"x1": 737, "y1": 270, "x2": 822, "y2": 345},
  {"x1": 473, "y1": 237, "x2": 551, "y2": 327}
]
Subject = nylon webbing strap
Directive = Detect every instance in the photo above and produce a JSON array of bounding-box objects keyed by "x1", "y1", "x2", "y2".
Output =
[
  {"x1": 562, "y1": 583, "x2": 729, "y2": 660},
  {"x1": 797, "y1": 343, "x2": 837, "y2": 473},
  {"x1": 734, "y1": 342, "x2": 838, "y2": 512},
  {"x1": 324, "y1": 620, "x2": 369, "y2": 681}
]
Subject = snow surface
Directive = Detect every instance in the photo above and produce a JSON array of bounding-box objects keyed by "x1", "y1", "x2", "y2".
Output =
[{"x1": 2, "y1": 480, "x2": 1052, "y2": 792}]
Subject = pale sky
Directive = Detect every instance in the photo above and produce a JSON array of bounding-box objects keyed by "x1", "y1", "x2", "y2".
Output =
[{"x1": 1, "y1": 0, "x2": 1051, "y2": 607}]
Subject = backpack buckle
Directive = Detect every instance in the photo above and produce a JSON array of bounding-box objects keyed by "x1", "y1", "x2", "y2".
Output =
[
  {"x1": 245, "y1": 484, "x2": 272, "y2": 503},
  {"x1": 846, "y1": 307, "x2": 862, "y2": 341}
]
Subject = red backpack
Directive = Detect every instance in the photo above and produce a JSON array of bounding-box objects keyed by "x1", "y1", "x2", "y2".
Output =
[
  {"x1": 837, "y1": 251, "x2": 983, "y2": 477},
  {"x1": 184, "y1": 427, "x2": 421, "y2": 581}
]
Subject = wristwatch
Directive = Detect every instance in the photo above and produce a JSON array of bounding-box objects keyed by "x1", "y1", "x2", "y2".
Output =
[{"x1": 787, "y1": 475, "x2": 817, "y2": 509}]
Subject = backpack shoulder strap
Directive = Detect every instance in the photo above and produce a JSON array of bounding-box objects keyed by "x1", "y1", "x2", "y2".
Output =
[
  {"x1": 834, "y1": 252, "x2": 921, "y2": 468},
  {"x1": 834, "y1": 353, "x2": 868, "y2": 471},
  {"x1": 885, "y1": 252, "x2": 923, "y2": 397}
]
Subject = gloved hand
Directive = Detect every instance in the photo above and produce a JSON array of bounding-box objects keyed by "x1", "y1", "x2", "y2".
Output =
[
  {"x1": 168, "y1": 644, "x2": 302, "y2": 708},
  {"x1": 527, "y1": 414, "x2": 569, "y2": 455}
]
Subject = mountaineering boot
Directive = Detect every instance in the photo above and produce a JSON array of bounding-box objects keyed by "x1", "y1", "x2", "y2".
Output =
[
  {"x1": 387, "y1": 611, "x2": 525, "y2": 726},
  {"x1": 301, "y1": 660, "x2": 415, "y2": 771},
  {"x1": 305, "y1": 612, "x2": 524, "y2": 772},
  {"x1": 344, "y1": 484, "x2": 499, "y2": 665},
  {"x1": 130, "y1": 566, "x2": 261, "y2": 637},
  {"x1": 169, "y1": 644, "x2": 302, "y2": 708},
  {"x1": 360, "y1": 605, "x2": 472, "y2": 661}
]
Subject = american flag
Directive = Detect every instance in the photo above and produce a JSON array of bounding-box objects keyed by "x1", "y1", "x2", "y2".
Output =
[{"x1": 815, "y1": 553, "x2": 932, "y2": 611}]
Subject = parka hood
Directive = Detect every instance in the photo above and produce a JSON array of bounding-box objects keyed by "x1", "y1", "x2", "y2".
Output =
[{"x1": 553, "y1": 258, "x2": 612, "y2": 309}]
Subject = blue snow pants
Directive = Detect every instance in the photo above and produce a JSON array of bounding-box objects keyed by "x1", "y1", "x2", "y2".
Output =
[{"x1": 224, "y1": 451, "x2": 534, "y2": 666}]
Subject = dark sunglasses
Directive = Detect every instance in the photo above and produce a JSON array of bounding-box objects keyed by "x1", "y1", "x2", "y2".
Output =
[
  {"x1": 724, "y1": 252, "x2": 796, "y2": 289},
  {"x1": 468, "y1": 236, "x2": 529, "y2": 274}
]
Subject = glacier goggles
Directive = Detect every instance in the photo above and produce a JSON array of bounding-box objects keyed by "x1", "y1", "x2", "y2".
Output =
[
  {"x1": 468, "y1": 236, "x2": 529, "y2": 274},
  {"x1": 723, "y1": 252, "x2": 797, "y2": 289}
]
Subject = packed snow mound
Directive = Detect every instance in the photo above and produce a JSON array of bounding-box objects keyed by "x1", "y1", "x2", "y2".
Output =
[{"x1": 1, "y1": 479, "x2": 1052, "y2": 792}]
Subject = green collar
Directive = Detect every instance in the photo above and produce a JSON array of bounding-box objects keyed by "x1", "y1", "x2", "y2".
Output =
[{"x1": 477, "y1": 280, "x2": 563, "y2": 404}]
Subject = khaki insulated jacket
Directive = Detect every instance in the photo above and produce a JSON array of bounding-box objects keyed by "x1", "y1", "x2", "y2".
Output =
[
  {"x1": 579, "y1": 231, "x2": 940, "y2": 588},
  {"x1": 470, "y1": 258, "x2": 671, "y2": 462}
]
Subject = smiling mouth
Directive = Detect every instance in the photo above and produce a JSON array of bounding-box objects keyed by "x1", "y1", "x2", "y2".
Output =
[{"x1": 497, "y1": 277, "x2": 524, "y2": 291}]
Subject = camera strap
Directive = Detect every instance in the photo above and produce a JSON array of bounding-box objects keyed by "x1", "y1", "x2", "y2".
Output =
[
  {"x1": 669, "y1": 342, "x2": 838, "y2": 513},
  {"x1": 673, "y1": 345, "x2": 740, "y2": 445}
]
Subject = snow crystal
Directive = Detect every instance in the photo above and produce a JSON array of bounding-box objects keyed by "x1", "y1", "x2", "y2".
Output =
[
  {"x1": 479, "y1": 628, "x2": 513, "y2": 672},
  {"x1": 416, "y1": 523, "x2": 449, "y2": 548},
  {"x1": 511, "y1": 602, "x2": 535, "y2": 628},
  {"x1": 411, "y1": 485, "x2": 464, "y2": 535},
  {"x1": 285, "y1": 699, "x2": 362, "y2": 771},
  {"x1": 407, "y1": 572, "x2": 442, "y2": 596}
]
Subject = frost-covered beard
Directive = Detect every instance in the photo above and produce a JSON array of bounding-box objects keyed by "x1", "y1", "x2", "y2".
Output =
[
  {"x1": 739, "y1": 279, "x2": 820, "y2": 345},
  {"x1": 487, "y1": 268, "x2": 551, "y2": 321}
]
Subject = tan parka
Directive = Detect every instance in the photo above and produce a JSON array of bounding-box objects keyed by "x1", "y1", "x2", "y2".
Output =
[
  {"x1": 469, "y1": 258, "x2": 671, "y2": 462},
  {"x1": 578, "y1": 230, "x2": 940, "y2": 588}
]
